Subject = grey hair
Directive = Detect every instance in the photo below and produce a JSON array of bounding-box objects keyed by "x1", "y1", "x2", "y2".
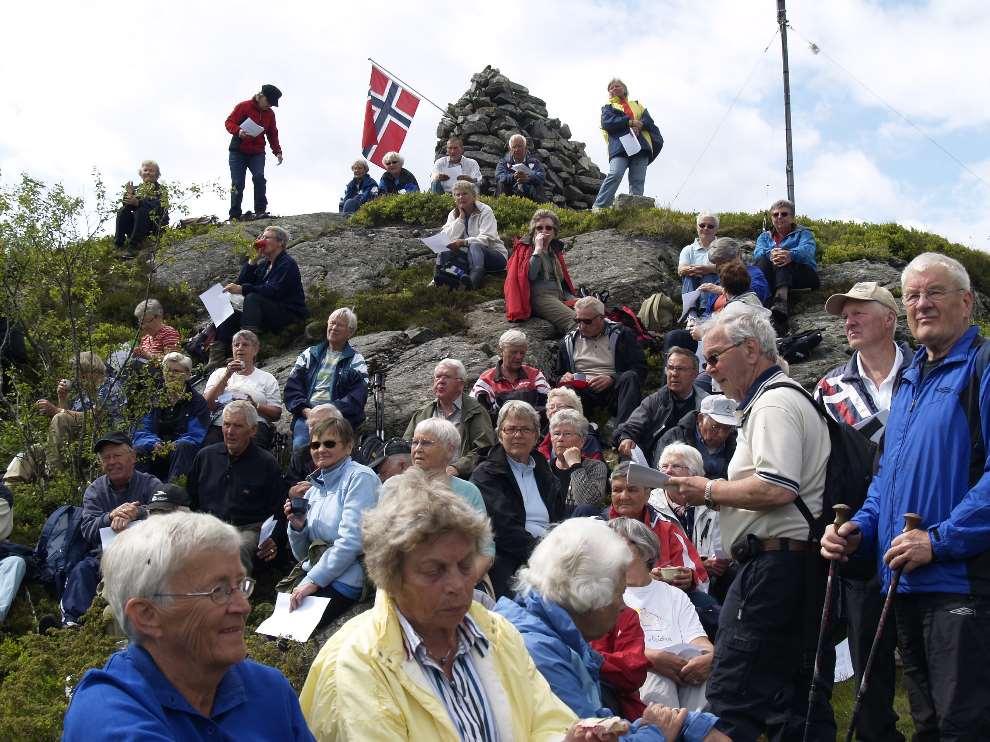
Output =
[
  {"x1": 308, "y1": 403, "x2": 342, "y2": 424},
  {"x1": 446, "y1": 136, "x2": 464, "y2": 147},
  {"x1": 73, "y1": 350, "x2": 107, "y2": 376},
  {"x1": 548, "y1": 408, "x2": 589, "y2": 438},
  {"x1": 102, "y1": 512, "x2": 242, "y2": 643},
  {"x1": 528, "y1": 208, "x2": 560, "y2": 238},
  {"x1": 515, "y1": 518, "x2": 631, "y2": 614},
  {"x1": 901, "y1": 251, "x2": 971, "y2": 292},
  {"x1": 607, "y1": 78, "x2": 628, "y2": 97},
  {"x1": 508, "y1": 133, "x2": 527, "y2": 147},
  {"x1": 263, "y1": 225, "x2": 290, "y2": 246},
  {"x1": 140, "y1": 160, "x2": 161, "y2": 177},
  {"x1": 329, "y1": 307, "x2": 358, "y2": 334},
  {"x1": 161, "y1": 352, "x2": 192, "y2": 373},
  {"x1": 708, "y1": 237, "x2": 741, "y2": 264},
  {"x1": 232, "y1": 329, "x2": 260, "y2": 347},
  {"x1": 435, "y1": 358, "x2": 466, "y2": 381},
  {"x1": 658, "y1": 442, "x2": 704, "y2": 476},
  {"x1": 608, "y1": 517, "x2": 660, "y2": 567},
  {"x1": 499, "y1": 329, "x2": 529, "y2": 350},
  {"x1": 696, "y1": 211, "x2": 720, "y2": 229},
  {"x1": 547, "y1": 386, "x2": 583, "y2": 415},
  {"x1": 134, "y1": 298, "x2": 164, "y2": 322},
  {"x1": 574, "y1": 296, "x2": 605, "y2": 316},
  {"x1": 382, "y1": 151, "x2": 403, "y2": 166},
  {"x1": 770, "y1": 198, "x2": 794, "y2": 214},
  {"x1": 362, "y1": 468, "x2": 492, "y2": 594},
  {"x1": 497, "y1": 400, "x2": 540, "y2": 435},
  {"x1": 351, "y1": 159, "x2": 370, "y2": 171},
  {"x1": 667, "y1": 345, "x2": 700, "y2": 370},
  {"x1": 414, "y1": 418, "x2": 461, "y2": 463},
  {"x1": 450, "y1": 180, "x2": 478, "y2": 197},
  {"x1": 610, "y1": 460, "x2": 633, "y2": 483},
  {"x1": 222, "y1": 399, "x2": 258, "y2": 428},
  {"x1": 703, "y1": 309, "x2": 777, "y2": 359}
]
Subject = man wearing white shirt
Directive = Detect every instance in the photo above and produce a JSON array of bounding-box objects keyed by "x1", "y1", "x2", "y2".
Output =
[{"x1": 430, "y1": 137, "x2": 482, "y2": 194}]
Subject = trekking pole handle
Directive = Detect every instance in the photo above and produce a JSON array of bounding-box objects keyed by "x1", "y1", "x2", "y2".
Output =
[
  {"x1": 902, "y1": 512, "x2": 922, "y2": 533},
  {"x1": 832, "y1": 504, "x2": 851, "y2": 527}
]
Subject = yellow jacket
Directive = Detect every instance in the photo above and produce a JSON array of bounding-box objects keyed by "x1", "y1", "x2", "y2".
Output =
[{"x1": 299, "y1": 590, "x2": 577, "y2": 741}]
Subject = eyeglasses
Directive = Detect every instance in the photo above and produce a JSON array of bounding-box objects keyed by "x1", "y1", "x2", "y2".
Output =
[
  {"x1": 410, "y1": 438, "x2": 437, "y2": 449},
  {"x1": 703, "y1": 341, "x2": 744, "y2": 369},
  {"x1": 155, "y1": 577, "x2": 255, "y2": 606},
  {"x1": 310, "y1": 439, "x2": 339, "y2": 451},
  {"x1": 534, "y1": 225, "x2": 556, "y2": 232},
  {"x1": 902, "y1": 287, "x2": 965, "y2": 307},
  {"x1": 698, "y1": 223, "x2": 716, "y2": 230},
  {"x1": 550, "y1": 429, "x2": 581, "y2": 438},
  {"x1": 666, "y1": 365, "x2": 695, "y2": 374},
  {"x1": 660, "y1": 462, "x2": 689, "y2": 472},
  {"x1": 575, "y1": 316, "x2": 601, "y2": 325},
  {"x1": 502, "y1": 426, "x2": 535, "y2": 437},
  {"x1": 771, "y1": 211, "x2": 791, "y2": 218}
]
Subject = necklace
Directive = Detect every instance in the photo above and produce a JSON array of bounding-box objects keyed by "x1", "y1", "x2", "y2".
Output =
[{"x1": 428, "y1": 645, "x2": 455, "y2": 666}]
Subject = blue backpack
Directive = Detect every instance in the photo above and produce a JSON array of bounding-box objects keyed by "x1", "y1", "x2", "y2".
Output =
[{"x1": 33, "y1": 505, "x2": 89, "y2": 595}]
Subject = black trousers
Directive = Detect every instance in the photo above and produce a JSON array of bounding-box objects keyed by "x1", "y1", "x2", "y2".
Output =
[
  {"x1": 114, "y1": 204, "x2": 166, "y2": 247},
  {"x1": 575, "y1": 369, "x2": 642, "y2": 424},
  {"x1": 842, "y1": 575, "x2": 904, "y2": 742},
  {"x1": 215, "y1": 294, "x2": 305, "y2": 344},
  {"x1": 756, "y1": 255, "x2": 820, "y2": 295},
  {"x1": 895, "y1": 593, "x2": 990, "y2": 741},
  {"x1": 708, "y1": 550, "x2": 835, "y2": 742}
]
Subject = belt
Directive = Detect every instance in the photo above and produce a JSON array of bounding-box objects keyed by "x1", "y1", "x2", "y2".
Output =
[
  {"x1": 761, "y1": 538, "x2": 813, "y2": 552},
  {"x1": 731, "y1": 535, "x2": 815, "y2": 563}
]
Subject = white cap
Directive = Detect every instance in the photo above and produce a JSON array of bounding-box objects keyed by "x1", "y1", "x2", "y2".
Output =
[{"x1": 699, "y1": 395, "x2": 739, "y2": 426}]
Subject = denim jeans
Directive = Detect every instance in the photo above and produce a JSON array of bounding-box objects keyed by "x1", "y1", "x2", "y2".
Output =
[
  {"x1": 593, "y1": 152, "x2": 650, "y2": 208},
  {"x1": 229, "y1": 151, "x2": 267, "y2": 218}
]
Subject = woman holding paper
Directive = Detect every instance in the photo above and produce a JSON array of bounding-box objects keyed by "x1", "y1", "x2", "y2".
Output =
[
  {"x1": 438, "y1": 180, "x2": 507, "y2": 289},
  {"x1": 592, "y1": 79, "x2": 664, "y2": 210}
]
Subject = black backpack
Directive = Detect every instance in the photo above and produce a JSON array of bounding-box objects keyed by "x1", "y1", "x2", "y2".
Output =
[
  {"x1": 33, "y1": 505, "x2": 90, "y2": 596},
  {"x1": 433, "y1": 249, "x2": 471, "y2": 290},
  {"x1": 777, "y1": 328, "x2": 823, "y2": 363}
]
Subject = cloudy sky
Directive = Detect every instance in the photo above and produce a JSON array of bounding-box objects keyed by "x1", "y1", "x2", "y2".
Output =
[{"x1": 4, "y1": 1, "x2": 989, "y2": 251}]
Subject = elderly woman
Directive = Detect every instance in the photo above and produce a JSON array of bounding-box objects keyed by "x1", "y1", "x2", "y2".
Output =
[
  {"x1": 339, "y1": 159, "x2": 379, "y2": 214},
  {"x1": 281, "y1": 417, "x2": 378, "y2": 621},
  {"x1": 62, "y1": 512, "x2": 313, "y2": 740},
  {"x1": 609, "y1": 517, "x2": 714, "y2": 713},
  {"x1": 471, "y1": 328, "x2": 551, "y2": 421},
  {"x1": 592, "y1": 79, "x2": 664, "y2": 210},
  {"x1": 378, "y1": 151, "x2": 420, "y2": 194},
  {"x1": 678, "y1": 213, "x2": 719, "y2": 320},
  {"x1": 299, "y1": 468, "x2": 609, "y2": 740},
  {"x1": 437, "y1": 180, "x2": 507, "y2": 290},
  {"x1": 495, "y1": 517, "x2": 722, "y2": 741},
  {"x1": 754, "y1": 198, "x2": 820, "y2": 333},
  {"x1": 114, "y1": 159, "x2": 169, "y2": 251},
  {"x1": 537, "y1": 386, "x2": 604, "y2": 462},
  {"x1": 548, "y1": 409, "x2": 609, "y2": 512},
  {"x1": 213, "y1": 224, "x2": 309, "y2": 367},
  {"x1": 697, "y1": 259, "x2": 765, "y2": 317},
  {"x1": 133, "y1": 299, "x2": 181, "y2": 361},
  {"x1": 203, "y1": 329, "x2": 282, "y2": 449},
  {"x1": 471, "y1": 400, "x2": 564, "y2": 598},
  {"x1": 504, "y1": 208, "x2": 577, "y2": 334}
]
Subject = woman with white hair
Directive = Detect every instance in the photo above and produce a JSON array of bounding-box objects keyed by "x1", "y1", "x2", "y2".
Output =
[
  {"x1": 133, "y1": 298, "x2": 181, "y2": 361},
  {"x1": 114, "y1": 159, "x2": 169, "y2": 252},
  {"x1": 62, "y1": 512, "x2": 314, "y2": 740},
  {"x1": 471, "y1": 329, "x2": 551, "y2": 421},
  {"x1": 437, "y1": 180, "x2": 506, "y2": 289},
  {"x1": 338, "y1": 159, "x2": 379, "y2": 214},
  {"x1": 378, "y1": 151, "x2": 420, "y2": 194},
  {"x1": 536, "y1": 386, "x2": 605, "y2": 462},
  {"x1": 494, "y1": 517, "x2": 723, "y2": 741},
  {"x1": 548, "y1": 408, "x2": 609, "y2": 512},
  {"x1": 678, "y1": 213, "x2": 719, "y2": 320}
]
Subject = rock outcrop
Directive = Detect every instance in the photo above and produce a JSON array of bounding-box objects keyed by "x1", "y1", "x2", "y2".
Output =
[{"x1": 437, "y1": 66, "x2": 604, "y2": 209}]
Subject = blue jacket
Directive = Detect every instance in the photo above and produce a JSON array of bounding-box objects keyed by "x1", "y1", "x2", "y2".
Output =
[
  {"x1": 495, "y1": 153, "x2": 546, "y2": 190},
  {"x1": 283, "y1": 340, "x2": 368, "y2": 431},
  {"x1": 63, "y1": 644, "x2": 314, "y2": 741},
  {"x1": 379, "y1": 169, "x2": 420, "y2": 195},
  {"x1": 132, "y1": 383, "x2": 209, "y2": 454},
  {"x1": 80, "y1": 470, "x2": 163, "y2": 549},
  {"x1": 494, "y1": 591, "x2": 718, "y2": 741},
  {"x1": 601, "y1": 101, "x2": 663, "y2": 163},
  {"x1": 704, "y1": 265, "x2": 770, "y2": 314},
  {"x1": 236, "y1": 249, "x2": 308, "y2": 319},
  {"x1": 339, "y1": 174, "x2": 379, "y2": 210},
  {"x1": 852, "y1": 326, "x2": 990, "y2": 595},
  {"x1": 754, "y1": 225, "x2": 818, "y2": 269}
]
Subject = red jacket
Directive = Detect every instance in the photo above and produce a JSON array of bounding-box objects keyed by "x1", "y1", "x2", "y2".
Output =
[
  {"x1": 589, "y1": 606, "x2": 649, "y2": 721},
  {"x1": 225, "y1": 99, "x2": 281, "y2": 156},
  {"x1": 504, "y1": 238, "x2": 576, "y2": 321}
]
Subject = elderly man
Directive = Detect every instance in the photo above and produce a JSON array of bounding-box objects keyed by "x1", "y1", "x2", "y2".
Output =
[
  {"x1": 614, "y1": 346, "x2": 705, "y2": 464},
  {"x1": 369, "y1": 438, "x2": 412, "y2": 483},
  {"x1": 133, "y1": 353, "x2": 209, "y2": 483},
  {"x1": 558, "y1": 296, "x2": 647, "y2": 425},
  {"x1": 754, "y1": 199, "x2": 819, "y2": 335},
  {"x1": 224, "y1": 84, "x2": 283, "y2": 222},
  {"x1": 284, "y1": 307, "x2": 368, "y2": 448},
  {"x1": 494, "y1": 134, "x2": 546, "y2": 202},
  {"x1": 60, "y1": 432, "x2": 164, "y2": 627},
  {"x1": 213, "y1": 224, "x2": 308, "y2": 365},
  {"x1": 472, "y1": 329, "x2": 551, "y2": 421},
  {"x1": 187, "y1": 400, "x2": 286, "y2": 570},
  {"x1": 666, "y1": 310, "x2": 834, "y2": 741},
  {"x1": 133, "y1": 298, "x2": 180, "y2": 361},
  {"x1": 404, "y1": 358, "x2": 496, "y2": 478},
  {"x1": 114, "y1": 160, "x2": 169, "y2": 251},
  {"x1": 430, "y1": 136, "x2": 482, "y2": 194},
  {"x1": 656, "y1": 394, "x2": 738, "y2": 480},
  {"x1": 822, "y1": 253, "x2": 990, "y2": 740}
]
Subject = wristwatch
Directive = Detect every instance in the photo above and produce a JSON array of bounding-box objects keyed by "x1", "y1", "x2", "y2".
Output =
[{"x1": 704, "y1": 479, "x2": 722, "y2": 511}]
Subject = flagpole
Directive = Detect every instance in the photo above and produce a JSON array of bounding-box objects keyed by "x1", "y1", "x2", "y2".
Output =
[{"x1": 368, "y1": 58, "x2": 449, "y2": 116}]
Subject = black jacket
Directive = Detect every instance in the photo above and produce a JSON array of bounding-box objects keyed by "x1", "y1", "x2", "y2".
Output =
[
  {"x1": 187, "y1": 441, "x2": 287, "y2": 530},
  {"x1": 655, "y1": 409, "x2": 737, "y2": 479},
  {"x1": 557, "y1": 320, "x2": 647, "y2": 383},
  {"x1": 471, "y1": 445, "x2": 564, "y2": 597},
  {"x1": 613, "y1": 384, "x2": 708, "y2": 464}
]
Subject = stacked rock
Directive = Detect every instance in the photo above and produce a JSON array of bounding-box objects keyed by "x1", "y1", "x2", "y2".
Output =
[{"x1": 436, "y1": 65, "x2": 604, "y2": 210}]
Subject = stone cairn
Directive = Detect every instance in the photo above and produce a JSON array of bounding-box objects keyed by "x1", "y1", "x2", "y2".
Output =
[{"x1": 436, "y1": 66, "x2": 605, "y2": 209}]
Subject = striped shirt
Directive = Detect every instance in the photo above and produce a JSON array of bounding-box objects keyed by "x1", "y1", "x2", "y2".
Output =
[
  {"x1": 139, "y1": 324, "x2": 181, "y2": 358},
  {"x1": 396, "y1": 610, "x2": 500, "y2": 742}
]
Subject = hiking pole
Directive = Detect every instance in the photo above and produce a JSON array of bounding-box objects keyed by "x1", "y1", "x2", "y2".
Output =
[
  {"x1": 802, "y1": 504, "x2": 851, "y2": 742},
  {"x1": 844, "y1": 512, "x2": 922, "y2": 742}
]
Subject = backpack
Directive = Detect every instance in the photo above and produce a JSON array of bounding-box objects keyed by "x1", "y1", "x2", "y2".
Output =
[
  {"x1": 433, "y1": 249, "x2": 471, "y2": 290},
  {"x1": 637, "y1": 292, "x2": 675, "y2": 334},
  {"x1": 352, "y1": 433, "x2": 386, "y2": 468},
  {"x1": 605, "y1": 305, "x2": 663, "y2": 353},
  {"x1": 777, "y1": 328, "x2": 823, "y2": 363},
  {"x1": 33, "y1": 505, "x2": 89, "y2": 595}
]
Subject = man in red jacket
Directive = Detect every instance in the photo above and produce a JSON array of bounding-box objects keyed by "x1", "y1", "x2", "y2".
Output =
[{"x1": 225, "y1": 84, "x2": 283, "y2": 221}]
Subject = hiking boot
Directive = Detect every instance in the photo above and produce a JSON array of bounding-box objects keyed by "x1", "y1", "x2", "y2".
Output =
[{"x1": 254, "y1": 212, "x2": 272, "y2": 220}]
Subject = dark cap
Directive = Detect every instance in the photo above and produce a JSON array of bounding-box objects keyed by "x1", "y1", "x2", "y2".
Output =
[
  {"x1": 369, "y1": 438, "x2": 412, "y2": 471},
  {"x1": 260, "y1": 84, "x2": 282, "y2": 106},
  {"x1": 94, "y1": 431, "x2": 132, "y2": 453},
  {"x1": 147, "y1": 484, "x2": 191, "y2": 514}
]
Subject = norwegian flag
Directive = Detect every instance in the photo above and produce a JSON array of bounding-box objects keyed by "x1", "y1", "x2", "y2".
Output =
[{"x1": 361, "y1": 65, "x2": 421, "y2": 168}]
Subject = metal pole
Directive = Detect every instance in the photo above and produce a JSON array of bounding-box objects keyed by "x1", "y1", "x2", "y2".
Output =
[{"x1": 777, "y1": 0, "x2": 795, "y2": 206}]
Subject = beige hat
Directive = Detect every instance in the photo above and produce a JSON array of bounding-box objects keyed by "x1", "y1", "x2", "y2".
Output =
[{"x1": 824, "y1": 281, "x2": 898, "y2": 316}]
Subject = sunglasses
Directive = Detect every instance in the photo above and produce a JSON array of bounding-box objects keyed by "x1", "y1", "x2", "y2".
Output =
[
  {"x1": 576, "y1": 317, "x2": 600, "y2": 325},
  {"x1": 534, "y1": 225, "x2": 556, "y2": 232},
  {"x1": 310, "y1": 439, "x2": 339, "y2": 451},
  {"x1": 771, "y1": 211, "x2": 791, "y2": 218},
  {"x1": 698, "y1": 223, "x2": 716, "y2": 230},
  {"x1": 703, "y1": 341, "x2": 744, "y2": 369}
]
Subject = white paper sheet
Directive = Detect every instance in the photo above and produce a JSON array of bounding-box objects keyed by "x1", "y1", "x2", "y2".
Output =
[
  {"x1": 679, "y1": 289, "x2": 703, "y2": 322},
  {"x1": 630, "y1": 445, "x2": 649, "y2": 467},
  {"x1": 420, "y1": 232, "x2": 452, "y2": 254},
  {"x1": 834, "y1": 638, "x2": 854, "y2": 682},
  {"x1": 663, "y1": 642, "x2": 705, "y2": 660},
  {"x1": 626, "y1": 462, "x2": 670, "y2": 489},
  {"x1": 511, "y1": 163, "x2": 534, "y2": 176},
  {"x1": 199, "y1": 283, "x2": 235, "y2": 327},
  {"x1": 619, "y1": 130, "x2": 642, "y2": 157},
  {"x1": 100, "y1": 526, "x2": 117, "y2": 551},
  {"x1": 258, "y1": 516, "x2": 277, "y2": 546},
  {"x1": 255, "y1": 592, "x2": 331, "y2": 642},
  {"x1": 239, "y1": 118, "x2": 264, "y2": 137}
]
